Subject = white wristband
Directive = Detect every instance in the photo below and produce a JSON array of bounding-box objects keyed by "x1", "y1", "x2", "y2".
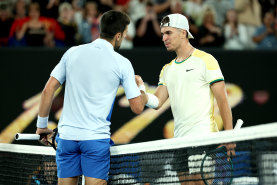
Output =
[
  {"x1": 36, "y1": 116, "x2": 48, "y2": 128},
  {"x1": 146, "y1": 93, "x2": 159, "y2": 109},
  {"x1": 138, "y1": 85, "x2": 146, "y2": 92}
]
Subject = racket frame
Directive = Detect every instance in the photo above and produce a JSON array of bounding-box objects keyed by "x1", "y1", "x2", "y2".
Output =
[{"x1": 200, "y1": 146, "x2": 234, "y2": 185}]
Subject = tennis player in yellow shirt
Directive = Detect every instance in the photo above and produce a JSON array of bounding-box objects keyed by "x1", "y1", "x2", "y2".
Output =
[{"x1": 136, "y1": 13, "x2": 235, "y2": 185}]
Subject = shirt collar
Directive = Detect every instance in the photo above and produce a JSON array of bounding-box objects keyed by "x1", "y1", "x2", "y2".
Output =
[{"x1": 94, "y1": 38, "x2": 114, "y2": 50}]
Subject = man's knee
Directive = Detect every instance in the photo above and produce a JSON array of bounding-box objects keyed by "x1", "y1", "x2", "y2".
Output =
[
  {"x1": 84, "y1": 176, "x2": 107, "y2": 185},
  {"x1": 58, "y1": 176, "x2": 79, "y2": 185}
]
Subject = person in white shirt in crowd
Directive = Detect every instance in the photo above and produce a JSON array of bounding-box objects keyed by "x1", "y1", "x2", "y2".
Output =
[{"x1": 223, "y1": 9, "x2": 248, "y2": 50}]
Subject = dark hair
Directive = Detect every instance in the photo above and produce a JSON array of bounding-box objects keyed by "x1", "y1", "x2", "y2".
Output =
[
  {"x1": 160, "y1": 16, "x2": 170, "y2": 28},
  {"x1": 100, "y1": 10, "x2": 130, "y2": 40},
  {"x1": 29, "y1": 2, "x2": 40, "y2": 12}
]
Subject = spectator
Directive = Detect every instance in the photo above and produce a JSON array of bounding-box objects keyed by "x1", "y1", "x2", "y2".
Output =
[
  {"x1": 133, "y1": 1, "x2": 162, "y2": 47},
  {"x1": 78, "y1": 1, "x2": 100, "y2": 44},
  {"x1": 95, "y1": 0, "x2": 114, "y2": 14},
  {"x1": 32, "y1": 0, "x2": 60, "y2": 19},
  {"x1": 198, "y1": 7, "x2": 224, "y2": 47},
  {"x1": 224, "y1": 9, "x2": 248, "y2": 50},
  {"x1": 170, "y1": 0, "x2": 183, "y2": 15},
  {"x1": 13, "y1": 0, "x2": 27, "y2": 20},
  {"x1": 0, "y1": 1, "x2": 14, "y2": 47},
  {"x1": 253, "y1": 11, "x2": 277, "y2": 49},
  {"x1": 204, "y1": 0, "x2": 234, "y2": 27},
  {"x1": 15, "y1": 2, "x2": 55, "y2": 47},
  {"x1": 57, "y1": 2, "x2": 78, "y2": 46},
  {"x1": 128, "y1": 0, "x2": 147, "y2": 24},
  {"x1": 71, "y1": 0, "x2": 86, "y2": 12},
  {"x1": 183, "y1": 0, "x2": 205, "y2": 26},
  {"x1": 114, "y1": 0, "x2": 130, "y2": 13},
  {"x1": 152, "y1": 0, "x2": 171, "y2": 19},
  {"x1": 234, "y1": 0, "x2": 262, "y2": 48}
]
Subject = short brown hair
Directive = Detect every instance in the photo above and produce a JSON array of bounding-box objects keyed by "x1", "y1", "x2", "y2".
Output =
[
  {"x1": 160, "y1": 16, "x2": 170, "y2": 28},
  {"x1": 100, "y1": 10, "x2": 130, "y2": 40}
]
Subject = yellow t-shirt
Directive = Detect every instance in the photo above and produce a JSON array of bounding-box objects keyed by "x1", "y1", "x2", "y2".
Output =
[{"x1": 159, "y1": 49, "x2": 224, "y2": 137}]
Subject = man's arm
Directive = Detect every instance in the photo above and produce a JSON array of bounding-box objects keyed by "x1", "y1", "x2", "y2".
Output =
[
  {"x1": 38, "y1": 77, "x2": 61, "y2": 117},
  {"x1": 153, "y1": 85, "x2": 169, "y2": 109},
  {"x1": 128, "y1": 96, "x2": 145, "y2": 115},
  {"x1": 211, "y1": 81, "x2": 233, "y2": 130},
  {"x1": 211, "y1": 81, "x2": 235, "y2": 157},
  {"x1": 135, "y1": 75, "x2": 169, "y2": 110},
  {"x1": 36, "y1": 77, "x2": 61, "y2": 144}
]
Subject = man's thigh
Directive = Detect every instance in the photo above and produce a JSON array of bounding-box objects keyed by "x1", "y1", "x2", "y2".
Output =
[
  {"x1": 80, "y1": 139, "x2": 111, "y2": 181},
  {"x1": 56, "y1": 139, "x2": 82, "y2": 178}
]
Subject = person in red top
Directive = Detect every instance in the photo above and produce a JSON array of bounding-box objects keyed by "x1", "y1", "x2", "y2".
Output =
[{"x1": 9, "y1": 2, "x2": 65, "y2": 47}]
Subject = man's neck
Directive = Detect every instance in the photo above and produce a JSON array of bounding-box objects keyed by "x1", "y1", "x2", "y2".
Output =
[
  {"x1": 175, "y1": 42, "x2": 194, "y2": 62},
  {"x1": 100, "y1": 37, "x2": 115, "y2": 48}
]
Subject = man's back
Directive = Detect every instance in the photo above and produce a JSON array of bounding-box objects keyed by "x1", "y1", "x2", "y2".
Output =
[{"x1": 51, "y1": 39, "x2": 138, "y2": 140}]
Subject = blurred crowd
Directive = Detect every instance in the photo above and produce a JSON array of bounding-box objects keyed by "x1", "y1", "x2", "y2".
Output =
[{"x1": 0, "y1": 0, "x2": 277, "y2": 49}]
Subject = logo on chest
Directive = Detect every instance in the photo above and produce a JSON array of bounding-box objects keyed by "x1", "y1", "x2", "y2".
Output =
[{"x1": 186, "y1": 69, "x2": 194, "y2": 72}]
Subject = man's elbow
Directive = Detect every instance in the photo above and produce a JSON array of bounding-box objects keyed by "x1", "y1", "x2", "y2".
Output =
[{"x1": 131, "y1": 104, "x2": 144, "y2": 115}]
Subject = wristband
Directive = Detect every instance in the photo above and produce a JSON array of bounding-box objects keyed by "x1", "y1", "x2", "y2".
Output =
[
  {"x1": 138, "y1": 85, "x2": 146, "y2": 92},
  {"x1": 146, "y1": 93, "x2": 159, "y2": 109},
  {"x1": 36, "y1": 116, "x2": 48, "y2": 128}
]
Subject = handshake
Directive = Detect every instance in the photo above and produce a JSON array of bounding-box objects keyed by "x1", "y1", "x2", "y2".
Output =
[{"x1": 135, "y1": 75, "x2": 160, "y2": 109}]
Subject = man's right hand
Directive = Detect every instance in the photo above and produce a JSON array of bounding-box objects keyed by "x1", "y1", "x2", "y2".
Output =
[{"x1": 36, "y1": 128, "x2": 53, "y2": 146}]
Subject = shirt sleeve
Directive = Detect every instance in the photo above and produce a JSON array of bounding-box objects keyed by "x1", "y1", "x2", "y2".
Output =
[
  {"x1": 204, "y1": 54, "x2": 224, "y2": 85},
  {"x1": 50, "y1": 50, "x2": 69, "y2": 84},
  {"x1": 121, "y1": 59, "x2": 141, "y2": 100},
  {"x1": 158, "y1": 64, "x2": 168, "y2": 86}
]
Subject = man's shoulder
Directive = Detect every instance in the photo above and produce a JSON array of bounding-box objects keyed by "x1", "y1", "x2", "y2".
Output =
[
  {"x1": 192, "y1": 49, "x2": 220, "y2": 70},
  {"x1": 192, "y1": 49, "x2": 215, "y2": 60},
  {"x1": 113, "y1": 51, "x2": 130, "y2": 64},
  {"x1": 65, "y1": 44, "x2": 83, "y2": 55},
  {"x1": 161, "y1": 59, "x2": 175, "y2": 70}
]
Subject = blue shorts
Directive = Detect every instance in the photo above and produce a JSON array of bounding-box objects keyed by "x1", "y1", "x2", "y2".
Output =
[{"x1": 56, "y1": 136, "x2": 113, "y2": 180}]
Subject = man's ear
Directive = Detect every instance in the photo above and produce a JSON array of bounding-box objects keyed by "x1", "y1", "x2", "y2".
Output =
[
  {"x1": 115, "y1": 32, "x2": 121, "y2": 41},
  {"x1": 181, "y1": 30, "x2": 187, "y2": 39}
]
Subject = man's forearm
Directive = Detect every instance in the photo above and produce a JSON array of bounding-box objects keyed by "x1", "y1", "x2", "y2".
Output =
[
  {"x1": 218, "y1": 100, "x2": 233, "y2": 130},
  {"x1": 38, "y1": 88, "x2": 56, "y2": 117},
  {"x1": 140, "y1": 91, "x2": 148, "y2": 105}
]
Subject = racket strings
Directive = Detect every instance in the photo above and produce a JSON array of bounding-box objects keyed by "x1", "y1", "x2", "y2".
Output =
[{"x1": 202, "y1": 151, "x2": 233, "y2": 185}]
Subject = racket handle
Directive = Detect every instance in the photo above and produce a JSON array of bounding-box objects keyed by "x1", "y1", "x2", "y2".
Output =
[
  {"x1": 15, "y1": 133, "x2": 40, "y2": 140},
  {"x1": 234, "y1": 119, "x2": 244, "y2": 130}
]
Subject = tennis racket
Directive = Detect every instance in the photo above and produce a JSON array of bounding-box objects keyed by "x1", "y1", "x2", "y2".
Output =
[
  {"x1": 200, "y1": 119, "x2": 244, "y2": 185},
  {"x1": 15, "y1": 128, "x2": 58, "y2": 150}
]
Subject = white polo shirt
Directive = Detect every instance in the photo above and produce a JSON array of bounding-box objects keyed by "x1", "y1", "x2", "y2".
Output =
[
  {"x1": 159, "y1": 49, "x2": 224, "y2": 137},
  {"x1": 51, "y1": 39, "x2": 140, "y2": 140}
]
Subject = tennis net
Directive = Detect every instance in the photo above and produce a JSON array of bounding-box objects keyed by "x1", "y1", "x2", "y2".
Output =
[{"x1": 1, "y1": 122, "x2": 277, "y2": 185}]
